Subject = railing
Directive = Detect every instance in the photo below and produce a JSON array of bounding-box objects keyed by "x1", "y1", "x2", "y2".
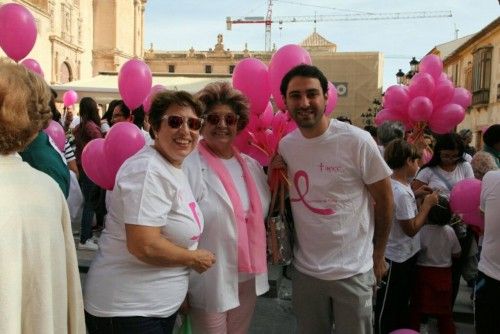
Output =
[{"x1": 472, "y1": 89, "x2": 489, "y2": 106}]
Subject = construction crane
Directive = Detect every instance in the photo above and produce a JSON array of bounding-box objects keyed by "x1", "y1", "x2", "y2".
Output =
[{"x1": 226, "y1": 0, "x2": 452, "y2": 52}]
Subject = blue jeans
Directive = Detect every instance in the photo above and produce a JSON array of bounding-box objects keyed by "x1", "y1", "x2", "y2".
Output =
[
  {"x1": 79, "y1": 171, "x2": 96, "y2": 243},
  {"x1": 85, "y1": 311, "x2": 178, "y2": 334}
]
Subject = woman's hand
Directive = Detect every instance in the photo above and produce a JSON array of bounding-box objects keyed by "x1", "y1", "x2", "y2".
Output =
[
  {"x1": 413, "y1": 184, "x2": 433, "y2": 199},
  {"x1": 189, "y1": 249, "x2": 216, "y2": 273}
]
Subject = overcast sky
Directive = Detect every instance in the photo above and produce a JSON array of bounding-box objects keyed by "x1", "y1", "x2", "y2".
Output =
[{"x1": 145, "y1": 0, "x2": 499, "y2": 89}]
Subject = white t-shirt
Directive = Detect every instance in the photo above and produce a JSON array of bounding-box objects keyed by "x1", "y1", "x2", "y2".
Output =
[
  {"x1": 279, "y1": 119, "x2": 392, "y2": 280},
  {"x1": 415, "y1": 162, "x2": 474, "y2": 198},
  {"x1": 479, "y1": 170, "x2": 500, "y2": 281},
  {"x1": 84, "y1": 145, "x2": 204, "y2": 317},
  {"x1": 417, "y1": 225, "x2": 461, "y2": 268},
  {"x1": 385, "y1": 179, "x2": 420, "y2": 263}
]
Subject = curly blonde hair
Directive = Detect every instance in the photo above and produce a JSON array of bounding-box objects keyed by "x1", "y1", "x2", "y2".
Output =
[
  {"x1": 0, "y1": 62, "x2": 51, "y2": 154},
  {"x1": 195, "y1": 81, "x2": 249, "y2": 132}
]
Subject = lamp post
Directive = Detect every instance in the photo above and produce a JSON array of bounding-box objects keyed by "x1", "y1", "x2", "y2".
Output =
[
  {"x1": 395, "y1": 57, "x2": 420, "y2": 85},
  {"x1": 396, "y1": 69, "x2": 405, "y2": 85}
]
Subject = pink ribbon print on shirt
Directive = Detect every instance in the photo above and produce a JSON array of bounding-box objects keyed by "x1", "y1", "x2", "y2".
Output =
[
  {"x1": 291, "y1": 170, "x2": 335, "y2": 215},
  {"x1": 188, "y1": 202, "x2": 202, "y2": 240}
]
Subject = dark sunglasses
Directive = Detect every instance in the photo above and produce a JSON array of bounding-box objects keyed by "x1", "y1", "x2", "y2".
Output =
[
  {"x1": 205, "y1": 113, "x2": 239, "y2": 126},
  {"x1": 162, "y1": 115, "x2": 203, "y2": 131}
]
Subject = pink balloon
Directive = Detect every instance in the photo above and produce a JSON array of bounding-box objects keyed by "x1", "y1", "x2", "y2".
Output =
[
  {"x1": 384, "y1": 85, "x2": 410, "y2": 113},
  {"x1": 271, "y1": 110, "x2": 288, "y2": 135},
  {"x1": 432, "y1": 77, "x2": 454, "y2": 107},
  {"x1": 63, "y1": 90, "x2": 78, "y2": 107},
  {"x1": 143, "y1": 84, "x2": 167, "y2": 114},
  {"x1": 389, "y1": 329, "x2": 419, "y2": 334},
  {"x1": 268, "y1": 44, "x2": 312, "y2": 111},
  {"x1": 82, "y1": 139, "x2": 114, "y2": 190},
  {"x1": 450, "y1": 178, "x2": 481, "y2": 214},
  {"x1": 232, "y1": 58, "x2": 271, "y2": 116},
  {"x1": 43, "y1": 120, "x2": 65, "y2": 152},
  {"x1": 118, "y1": 59, "x2": 152, "y2": 110},
  {"x1": 104, "y1": 122, "x2": 145, "y2": 179},
  {"x1": 409, "y1": 72, "x2": 435, "y2": 98},
  {"x1": 461, "y1": 211, "x2": 484, "y2": 231},
  {"x1": 451, "y1": 87, "x2": 472, "y2": 110},
  {"x1": 419, "y1": 54, "x2": 443, "y2": 80},
  {"x1": 233, "y1": 130, "x2": 252, "y2": 155},
  {"x1": 21, "y1": 58, "x2": 44, "y2": 78},
  {"x1": 325, "y1": 82, "x2": 338, "y2": 116},
  {"x1": 258, "y1": 103, "x2": 274, "y2": 129},
  {"x1": 375, "y1": 108, "x2": 404, "y2": 126},
  {"x1": 408, "y1": 96, "x2": 433, "y2": 122},
  {"x1": 428, "y1": 103, "x2": 465, "y2": 134},
  {"x1": 0, "y1": 3, "x2": 37, "y2": 62}
]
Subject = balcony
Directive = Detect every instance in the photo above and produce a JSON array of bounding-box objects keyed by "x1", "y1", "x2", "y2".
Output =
[{"x1": 472, "y1": 89, "x2": 490, "y2": 106}]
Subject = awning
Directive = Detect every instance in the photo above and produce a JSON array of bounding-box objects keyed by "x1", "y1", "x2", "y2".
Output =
[{"x1": 51, "y1": 73, "x2": 232, "y2": 104}]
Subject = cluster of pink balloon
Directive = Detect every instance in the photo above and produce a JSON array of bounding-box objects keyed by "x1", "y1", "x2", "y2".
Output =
[
  {"x1": 450, "y1": 178, "x2": 484, "y2": 231},
  {"x1": 82, "y1": 122, "x2": 146, "y2": 190},
  {"x1": 232, "y1": 44, "x2": 338, "y2": 165},
  {"x1": 376, "y1": 54, "x2": 472, "y2": 134}
]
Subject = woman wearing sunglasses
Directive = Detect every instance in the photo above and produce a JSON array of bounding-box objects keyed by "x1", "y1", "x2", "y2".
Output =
[
  {"x1": 183, "y1": 82, "x2": 271, "y2": 334},
  {"x1": 84, "y1": 91, "x2": 216, "y2": 334}
]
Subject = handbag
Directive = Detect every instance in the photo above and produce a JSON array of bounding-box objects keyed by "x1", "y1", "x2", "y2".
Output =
[{"x1": 266, "y1": 180, "x2": 294, "y2": 266}]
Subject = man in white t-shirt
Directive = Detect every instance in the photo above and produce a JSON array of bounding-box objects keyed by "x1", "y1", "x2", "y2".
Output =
[
  {"x1": 476, "y1": 170, "x2": 500, "y2": 334},
  {"x1": 271, "y1": 64, "x2": 393, "y2": 334}
]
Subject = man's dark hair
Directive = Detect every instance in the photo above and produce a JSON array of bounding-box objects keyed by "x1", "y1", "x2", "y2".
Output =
[
  {"x1": 279, "y1": 64, "x2": 329, "y2": 97},
  {"x1": 483, "y1": 124, "x2": 500, "y2": 148}
]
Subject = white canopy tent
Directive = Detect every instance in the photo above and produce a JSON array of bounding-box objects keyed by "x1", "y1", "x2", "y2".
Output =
[{"x1": 51, "y1": 72, "x2": 232, "y2": 104}]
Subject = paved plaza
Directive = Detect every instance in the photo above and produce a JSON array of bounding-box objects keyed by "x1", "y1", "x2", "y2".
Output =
[{"x1": 76, "y1": 234, "x2": 476, "y2": 334}]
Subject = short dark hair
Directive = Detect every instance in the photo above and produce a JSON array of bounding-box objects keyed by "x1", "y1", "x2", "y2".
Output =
[
  {"x1": 384, "y1": 139, "x2": 421, "y2": 169},
  {"x1": 149, "y1": 90, "x2": 202, "y2": 133},
  {"x1": 427, "y1": 196, "x2": 452, "y2": 226},
  {"x1": 280, "y1": 64, "x2": 329, "y2": 98},
  {"x1": 483, "y1": 124, "x2": 500, "y2": 148}
]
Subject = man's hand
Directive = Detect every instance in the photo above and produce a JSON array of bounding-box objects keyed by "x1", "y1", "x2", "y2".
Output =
[{"x1": 373, "y1": 252, "x2": 388, "y2": 283}]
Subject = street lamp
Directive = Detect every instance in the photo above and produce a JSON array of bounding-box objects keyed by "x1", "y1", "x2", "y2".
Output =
[
  {"x1": 410, "y1": 57, "x2": 420, "y2": 72},
  {"x1": 396, "y1": 69, "x2": 405, "y2": 84}
]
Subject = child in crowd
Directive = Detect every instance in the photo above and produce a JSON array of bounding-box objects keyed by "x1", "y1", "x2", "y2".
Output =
[
  {"x1": 409, "y1": 196, "x2": 461, "y2": 334},
  {"x1": 375, "y1": 139, "x2": 438, "y2": 334}
]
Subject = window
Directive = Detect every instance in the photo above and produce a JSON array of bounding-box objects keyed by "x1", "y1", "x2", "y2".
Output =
[
  {"x1": 472, "y1": 46, "x2": 492, "y2": 105},
  {"x1": 451, "y1": 63, "x2": 459, "y2": 86},
  {"x1": 168, "y1": 65, "x2": 175, "y2": 73},
  {"x1": 205, "y1": 65, "x2": 212, "y2": 74},
  {"x1": 229, "y1": 65, "x2": 235, "y2": 74}
]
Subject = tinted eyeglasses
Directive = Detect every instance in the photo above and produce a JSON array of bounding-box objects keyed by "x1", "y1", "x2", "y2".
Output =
[
  {"x1": 162, "y1": 115, "x2": 203, "y2": 131},
  {"x1": 205, "y1": 113, "x2": 239, "y2": 126}
]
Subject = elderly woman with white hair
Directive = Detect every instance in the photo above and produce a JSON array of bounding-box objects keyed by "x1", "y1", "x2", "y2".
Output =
[{"x1": 0, "y1": 62, "x2": 85, "y2": 333}]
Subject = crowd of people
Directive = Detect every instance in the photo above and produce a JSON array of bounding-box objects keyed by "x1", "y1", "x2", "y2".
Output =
[{"x1": 1, "y1": 59, "x2": 500, "y2": 334}]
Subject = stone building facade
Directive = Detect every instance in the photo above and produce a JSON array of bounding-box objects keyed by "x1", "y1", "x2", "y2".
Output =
[
  {"x1": 0, "y1": 0, "x2": 146, "y2": 83},
  {"x1": 145, "y1": 32, "x2": 383, "y2": 126}
]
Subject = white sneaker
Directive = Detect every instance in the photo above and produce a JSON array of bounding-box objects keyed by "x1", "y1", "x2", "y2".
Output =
[{"x1": 78, "y1": 239, "x2": 99, "y2": 251}]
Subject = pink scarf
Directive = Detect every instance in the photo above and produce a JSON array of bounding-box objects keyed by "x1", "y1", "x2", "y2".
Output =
[{"x1": 198, "y1": 140, "x2": 267, "y2": 274}]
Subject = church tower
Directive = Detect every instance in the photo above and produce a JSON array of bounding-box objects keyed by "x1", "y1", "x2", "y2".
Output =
[{"x1": 92, "y1": 0, "x2": 147, "y2": 75}]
